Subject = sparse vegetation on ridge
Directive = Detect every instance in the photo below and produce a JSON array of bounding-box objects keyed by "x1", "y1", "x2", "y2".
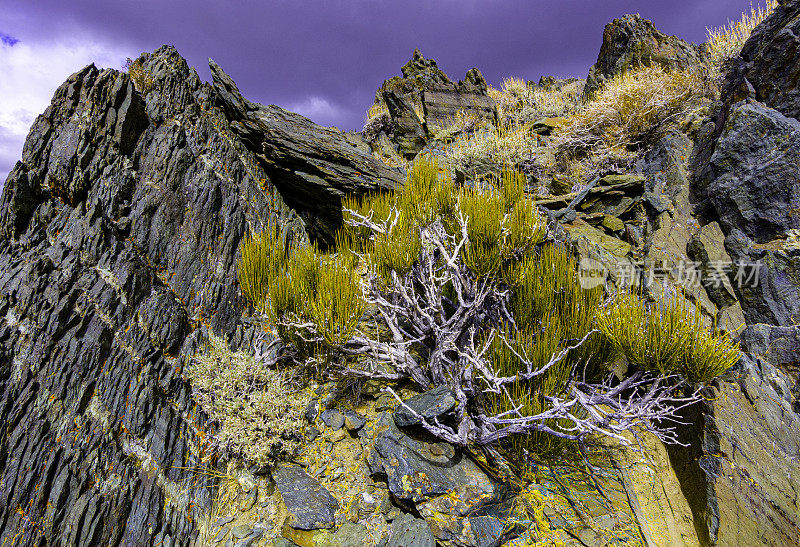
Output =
[
  {"x1": 237, "y1": 158, "x2": 738, "y2": 464},
  {"x1": 124, "y1": 57, "x2": 155, "y2": 93},
  {"x1": 376, "y1": 1, "x2": 777, "y2": 188},
  {"x1": 705, "y1": 0, "x2": 778, "y2": 76},
  {"x1": 552, "y1": 65, "x2": 716, "y2": 182}
]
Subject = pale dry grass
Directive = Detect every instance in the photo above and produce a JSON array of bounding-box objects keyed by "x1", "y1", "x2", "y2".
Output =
[
  {"x1": 489, "y1": 77, "x2": 584, "y2": 125},
  {"x1": 706, "y1": 0, "x2": 777, "y2": 71},
  {"x1": 445, "y1": 121, "x2": 536, "y2": 172},
  {"x1": 187, "y1": 333, "x2": 306, "y2": 467},
  {"x1": 365, "y1": 102, "x2": 389, "y2": 122},
  {"x1": 552, "y1": 65, "x2": 715, "y2": 180}
]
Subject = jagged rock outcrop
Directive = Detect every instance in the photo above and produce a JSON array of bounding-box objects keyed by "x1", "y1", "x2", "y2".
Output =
[
  {"x1": 583, "y1": 14, "x2": 704, "y2": 100},
  {"x1": 381, "y1": 90, "x2": 428, "y2": 159},
  {"x1": 725, "y1": 0, "x2": 800, "y2": 120},
  {"x1": 206, "y1": 61, "x2": 402, "y2": 247},
  {"x1": 384, "y1": 49, "x2": 497, "y2": 128},
  {"x1": 0, "y1": 45, "x2": 398, "y2": 546},
  {"x1": 366, "y1": 50, "x2": 498, "y2": 160}
]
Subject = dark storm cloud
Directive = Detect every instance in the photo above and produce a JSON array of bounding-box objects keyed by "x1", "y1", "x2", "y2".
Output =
[{"x1": 4, "y1": 0, "x2": 759, "y2": 131}]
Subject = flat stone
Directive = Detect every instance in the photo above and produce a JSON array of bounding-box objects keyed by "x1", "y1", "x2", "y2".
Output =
[
  {"x1": 333, "y1": 522, "x2": 369, "y2": 546},
  {"x1": 234, "y1": 527, "x2": 264, "y2": 547},
  {"x1": 273, "y1": 464, "x2": 339, "y2": 531},
  {"x1": 231, "y1": 525, "x2": 252, "y2": 539},
  {"x1": 601, "y1": 215, "x2": 625, "y2": 232},
  {"x1": 387, "y1": 513, "x2": 436, "y2": 547},
  {"x1": 565, "y1": 221, "x2": 632, "y2": 259},
  {"x1": 321, "y1": 409, "x2": 345, "y2": 430},
  {"x1": 214, "y1": 526, "x2": 230, "y2": 543},
  {"x1": 393, "y1": 385, "x2": 457, "y2": 427},
  {"x1": 530, "y1": 117, "x2": 567, "y2": 135},
  {"x1": 328, "y1": 429, "x2": 346, "y2": 443},
  {"x1": 599, "y1": 174, "x2": 645, "y2": 187},
  {"x1": 367, "y1": 413, "x2": 500, "y2": 504},
  {"x1": 343, "y1": 411, "x2": 366, "y2": 432}
]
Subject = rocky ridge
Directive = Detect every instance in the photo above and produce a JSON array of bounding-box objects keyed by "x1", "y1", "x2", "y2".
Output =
[
  {"x1": 0, "y1": 45, "x2": 398, "y2": 545},
  {"x1": 1, "y1": 2, "x2": 800, "y2": 546}
]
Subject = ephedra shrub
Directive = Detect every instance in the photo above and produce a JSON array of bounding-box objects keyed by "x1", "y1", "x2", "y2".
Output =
[{"x1": 237, "y1": 158, "x2": 739, "y2": 463}]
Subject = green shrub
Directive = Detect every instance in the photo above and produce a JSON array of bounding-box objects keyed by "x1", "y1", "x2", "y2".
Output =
[
  {"x1": 597, "y1": 290, "x2": 740, "y2": 383},
  {"x1": 237, "y1": 158, "x2": 738, "y2": 465},
  {"x1": 237, "y1": 222, "x2": 286, "y2": 314}
]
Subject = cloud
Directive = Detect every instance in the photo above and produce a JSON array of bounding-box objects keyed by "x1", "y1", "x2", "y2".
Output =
[
  {"x1": 0, "y1": 35, "x2": 133, "y2": 183},
  {"x1": 286, "y1": 95, "x2": 350, "y2": 128}
]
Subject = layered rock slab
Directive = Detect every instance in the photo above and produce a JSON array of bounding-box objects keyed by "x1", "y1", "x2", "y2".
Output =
[{"x1": 0, "y1": 45, "x2": 391, "y2": 546}]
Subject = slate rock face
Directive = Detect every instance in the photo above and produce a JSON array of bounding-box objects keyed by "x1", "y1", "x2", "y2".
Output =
[
  {"x1": 706, "y1": 101, "x2": 800, "y2": 243},
  {"x1": 381, "y1": 89, "x2": 428, "y2": 159},
  {"x1": 583, "y1": 14, "x2": 703, "y2": 100},
  {"x1": 667, "y1": 355, "x2": 800, "y2": 546},
  {"x1": 0, "y1": 45, "x2": 391, "y2": 546},
  {"x1": 371, "y1": 49, "x2": 497, "y2": 154},
  {"x1": 206, "y1": 60, "x2": 403, "y2": 247},
  {"x1": 725, "y1": 0, "x2": 800, "y2": 120},
  {"x1": 699, "y1": 101, "x2": 800, "y2": 327}
]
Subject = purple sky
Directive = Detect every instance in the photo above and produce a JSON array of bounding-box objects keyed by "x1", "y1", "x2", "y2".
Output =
[{"x1": 1, "y1": 1, "x2": 764, "y2": 181}]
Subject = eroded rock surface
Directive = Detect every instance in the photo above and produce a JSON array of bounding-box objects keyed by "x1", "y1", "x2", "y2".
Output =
[
  {"x1": 0, "y1": 45, "x2": 394, "y2": 546},
  {"x1": 725, "y1": 0, "x2": 800, "y2": 120},
  {"x1": 583, "y1": 13, "x2": 704, "y2": 100}
]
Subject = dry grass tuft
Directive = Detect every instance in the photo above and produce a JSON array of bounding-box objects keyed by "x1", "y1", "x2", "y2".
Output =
[
  {"x1": 124, "y1": 57, "x2": 154, "y2": 94},
  {"x1": 489, "y1": 77, "x2": 585, "y2": 125},
  {"x1": 187, "y1": 333, "x2": 306, "y2": 467},
  {"x1": 445, "y1": 121, "x2": 536, "y2": 173},
  {"x1": 706, "y1": 0, "x2": 778, "y2": 74},
  {"x1": 552, "y1": 65, "x2": 715, "y2": 181}
]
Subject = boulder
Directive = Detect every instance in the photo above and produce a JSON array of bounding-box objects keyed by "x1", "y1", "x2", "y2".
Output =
[
  {"x1": 705, "y1": 102, "x2": 800, "y2": 243},
  {"x1": 601, "y1": 214, "x2": 624, "y2": 232},
  {"x1": 725, "y1": 0, "x2": 800, "y2": 120},
  {"x1": 273, "y1": 464, "x2": 339, "y2": 531},
  {"x1": 584, "y1": 14, "x2": 703, "y2": 100},
  {"x1": 393, "y1": 385, "x2": 457, "y2": 427}
]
